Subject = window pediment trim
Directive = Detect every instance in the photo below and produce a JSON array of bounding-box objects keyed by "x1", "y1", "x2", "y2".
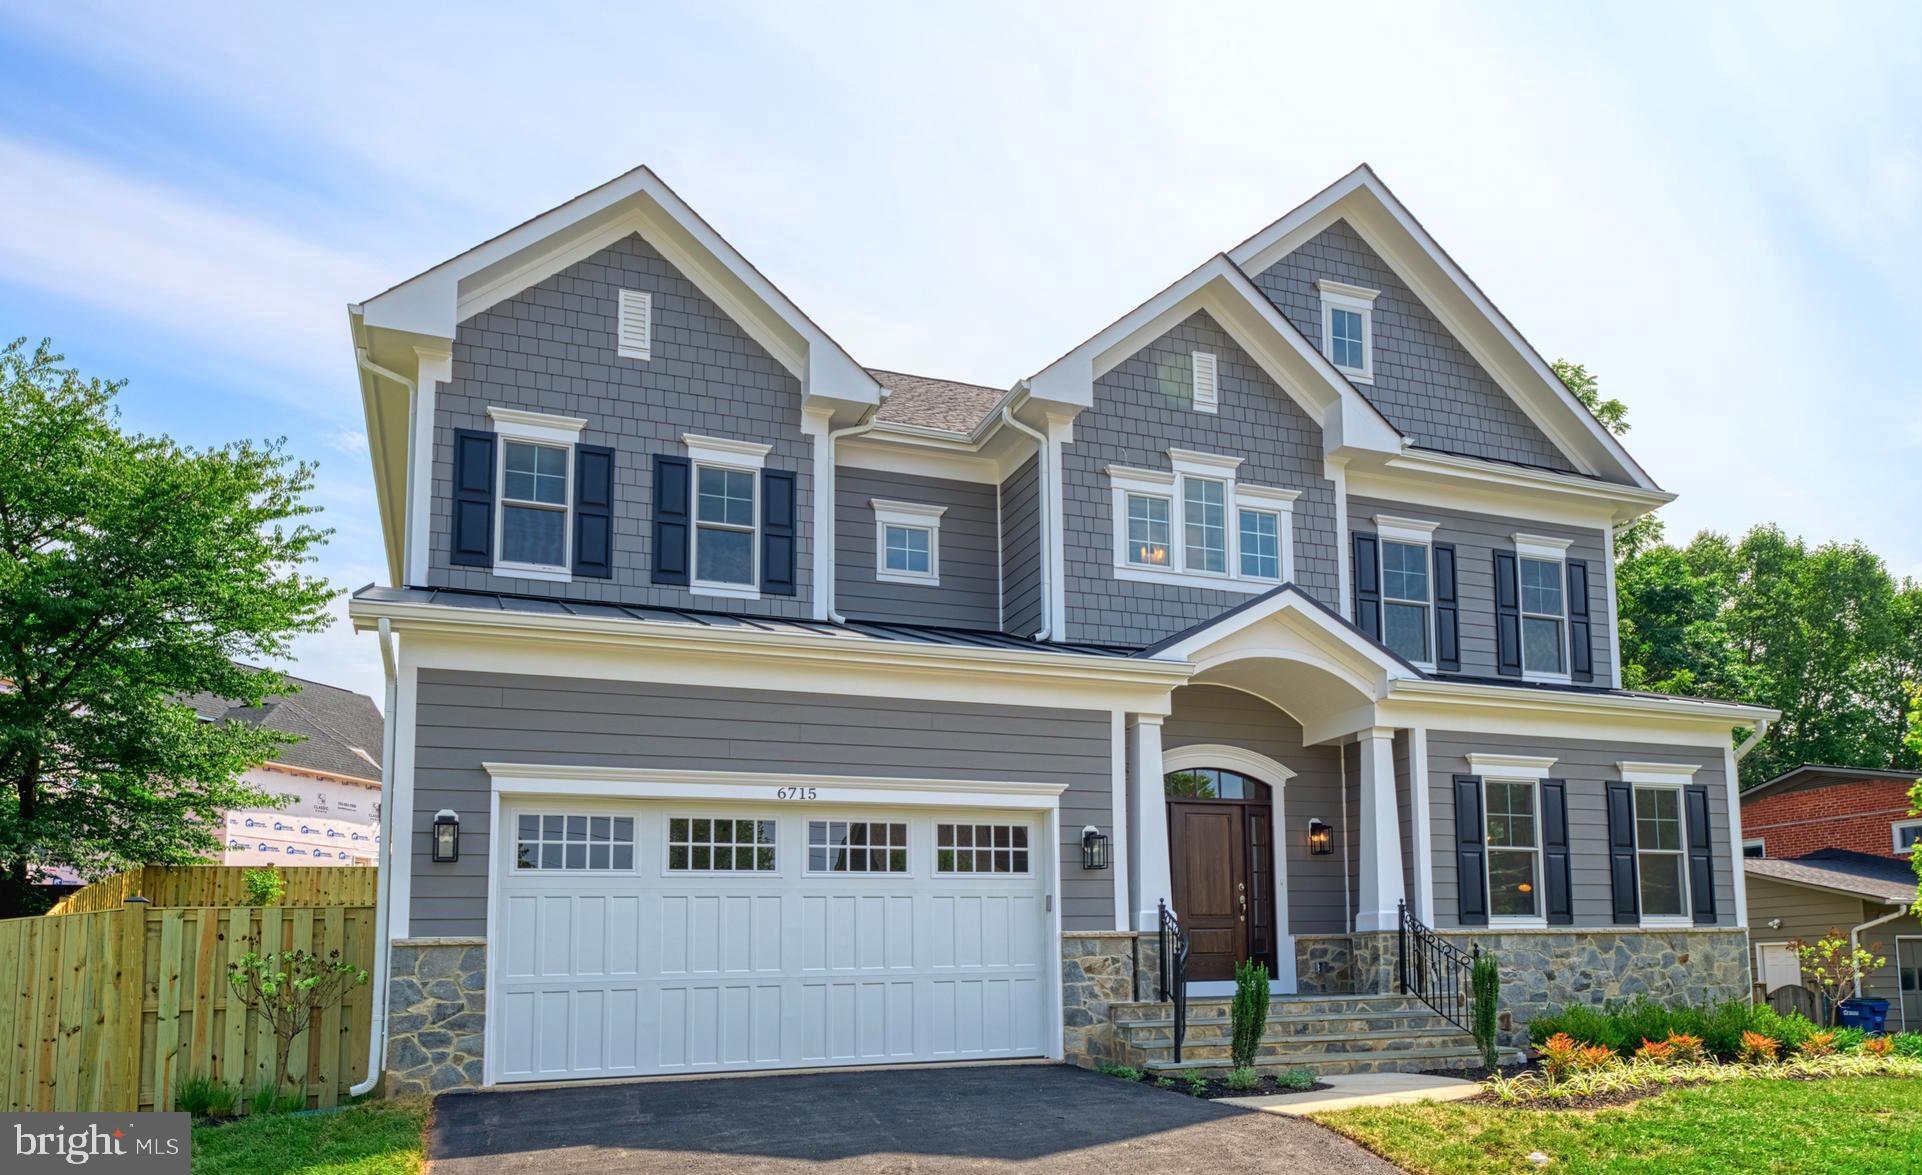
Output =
[{"x1": 1466, "y1": 752, "x2": 1558, "y2": 781}]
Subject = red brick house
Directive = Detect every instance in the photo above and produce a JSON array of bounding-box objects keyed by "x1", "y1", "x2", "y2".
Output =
[{"x1": 1741, "y1": 765, "x2": 1922, "y2": 860}]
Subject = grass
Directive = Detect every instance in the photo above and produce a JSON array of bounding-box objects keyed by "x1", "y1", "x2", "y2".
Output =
[
  {"x1": 191, "y1": 1098, "x2": 430, "y2": 1175},
  {"x1": 1314, "y1": 1077, "x2": 1922, "y2": 1175}
]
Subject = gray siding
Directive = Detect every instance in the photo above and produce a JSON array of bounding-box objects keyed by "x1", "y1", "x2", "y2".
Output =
[
  {"x1": 1061, "y1": 310, "x2": 1342, "y2": 646},
  {"x1": 1746, "y1": 879, "x2": 1919, "y2": 1029},
  {"x1": 1350, "y1": 496, "x2": 1613, "y2": 683},
  {"x1": 1000, "y1": 455, "x2": 1042, "y2": 637},
  {"x1": 409, "y1": 670, "x2": 1113, "y2": 937},
  {"x1": 427, "y1": 233, "x2": 813, "y2": 615},
  {"x1": 835, "y1": 467, "x2": 999, "y2": 629},
  {"x1": 1428, "y1": 733, "x2": 1736, "y2": 928},
  {"x1": 1251, "y1": 219, "x2": 1578, "y2": 474},
  {"x1": 1859, "y1": 912, "x2": 1920, "y2": 1028},
  {"x1": 1162, "y1": 686, "x2": 1350, "y2": 935}
]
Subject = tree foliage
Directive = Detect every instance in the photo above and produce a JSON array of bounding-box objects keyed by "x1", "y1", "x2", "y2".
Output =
[
  {"x1": 0, "y1": 339, "x2": 336, "y2": 916},
  {"x1": 1551, "y1": 358, "x2": 1664, "y2": 558}
]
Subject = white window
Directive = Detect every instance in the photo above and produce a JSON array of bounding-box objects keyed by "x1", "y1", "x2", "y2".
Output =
[
  {"x1": 1466, "y1": 753, "x2": 1555, "y2": 927},
  {"x1": 1376, "y1": 515, "x2": 1439, "y2": 668},
  {"x1": 684, "y1": 433, "x2": 771, "y2": 599},
  {"x1": 1742, "y1": 838, "x2": 1767, "y2": 858},
  {"x1": 1896, "y1": 820, "x2": 1922, "y2": 854},
  {"x1": 516, "y1": 813, "x2": 635, "y2": 871},
  {"x1": 871, "y1": 499, "x2": 945, "y2": 585},
  {"x1": 1108, "y1": 450, "x2": 1298, "y2": 593},
  {"x1": 807, "y1": 820, "x2": 908, "y2": 874},
  {"x1": 617, "y1": 289, "x2": 652, "y2": 360},
  {"x1": 1191, "y1": 351, "x2": 1219, "y2": 413},
  {"x1": 667, "y1": 816, "x2": 776, "y2": 872},
  {"x1": 1514, "y1": 533, "x2": 1573, "y2": 680},
  {"x1": 1634, "y1": 785, "x2": 1689, "y2": 920},
  {"x1": 488, "y1": 406, "x2": 588, "y2": 581},
  {"x1": 1316, "y1": 279, "x2": 1379, "y2": 383},
  {"x1": 936, "y1": 823, "x2": 1032, "y2": 874}
]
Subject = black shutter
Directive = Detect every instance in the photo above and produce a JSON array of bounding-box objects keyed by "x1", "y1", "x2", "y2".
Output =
[
  {"x1": 651, "y1": 454, "x2": 691, "y2": 586},
  {"x1": 450, "y1": 429, "x2": 495, "y2": 568},
  {"x1": 1567, "y1": 558, "x2": 1593, "y2": 682},
  {"x1": 1494, "y1": 550, "x2": 1522, "y2": 677},
  {"x1": 1454, "y1": 775, "x2": 1488, "y2": 927},
  {"x1": 1542, "y1": 779, "x2": 1573, "y2": 926},
  {"x1": 1605, "y1": 781, "x2": 1639, "y2": 924},
  {"x1": 572, "y1": 444, "x2": 615, "y2": 579},
  {"x1": 761, "y1": 469, "x2": 797, "y2": 596},
  {"x1": 1433, "y1": 542, "x2": 1459, "y2": 672},
  {"x1": 1685, "y1": 784, "x2": 1717, "y2": 925},
  {"x1": 1353, "y1": 532, "x2": 1381, "y2": 640}
]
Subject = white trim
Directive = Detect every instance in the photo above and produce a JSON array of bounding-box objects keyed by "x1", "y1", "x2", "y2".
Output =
[
  {"x1": 1514, "y1": 539, "x2": 1572, "y2": 683},
  {"x1": 1616, "y1": 761, "x2": 1702, "y2": 785},
  {"x1": 388, "y1": 655, "x2": 419, "y2": 940},
  {"x1": 1318, "y1": 283, "x2": 1377, "y2": 384},
  {"x1": 1128, "y1": 716, "x2": 1170, "y2": 929},
  {"x1": 1160, "y1": 743, "x2": 1296, "y2": 990},
  {"x1": 1604, "y1": 522, "x2": 1624, "y2": 689},
  {"x1": 1168, "y1": 448, "x2": 1244, "y2": 478},
  {"x1": 1629, "y1": 781, "x2": 1693, "y2": 926},
  {"x1": 801, "y1": 407, "x2": 834, "y2": 620},
  {"x1": 1409, "y1": 726, "x2": 1435, "y2": 922},
  {"x1": 1354, "y1": 727, "x2": 1405, "y2": 932},
  {"x1": 1742, "y1": 838, "x2": 1767, "y2": 858},
  {"x1": 682, "y1": 433, "x2": 772, "y2": 469},
  {"x1": 1191, "y1": 351, "x2": 1219, "y2": 413},
  {"x1": 616, "y1": 288, "x2": 652, "y2": 360},
  {"x1": 1465, "y1": 753, "x2": 1558, "y2": 781},
  {"x1": 1513, "y1": 532, "x2": 1574, "y2": 560},
  {"x1": 1315, "y1": 279, "x2": 1381, "y2": 303},
  {"x1": 494, "y1": 432, "x2": 574, "y2": 580},
  {"x1": 1162, "y1": 743, "x2": 1299, "y2": 786},
  {"x1": 1046, "y1": 804, "x2": 1065, "y2": 1061},
  {"x1": 1373, "y1": 520, "x2": 1437, "y2": 669},
  {"x1": 872, "y1": 498, "x2": 945, "y2": 585},
  {"x1": 484, "y1": 763, "x2": 1070, "y2": 810},
  {"x1": 487, "y1": 405, "x2": 588, "y2": 444},
  {"x1": 406, "y1": 348, "x2": 449, "y2": 586},
  {"x1": 1346, "y1": 452, "x2": 1673, "y2": 532},
  {"x1": 1106, "y1": 454, "x2": 1298, "y2": 591},
  {"x1": 1109, "y1": 713, "x2": 1131, "y2": 932},
  {"x1": 1893, "y1": 819, "x2": 1922, "y2": 855},
  {"x1": 1044, "y1": 414, "x2": 1071, "y2": 640},
  {"x1": 1726, "y1": 743, "x2": 1751, "y2": 927},
  {"x1": 1329, "y1": 457, "x2": 1352, "y2": 620},
  {"x1": 1374, "y1": 514, "x2": 1440, "y2": 544}
]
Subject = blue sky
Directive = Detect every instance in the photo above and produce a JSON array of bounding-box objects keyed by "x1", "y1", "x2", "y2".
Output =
[{"x1": 2, "y1": 1, "x2": 1918, "y2": 705}]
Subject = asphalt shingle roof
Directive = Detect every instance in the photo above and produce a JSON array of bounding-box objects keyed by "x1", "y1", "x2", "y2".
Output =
[
  {"x1": 183, "y1": 669, "x2": 383, "y2": 782},
  {"x1": 1745, "y1": 849, "x2": 1918, "y2": 906},
  {"x1": 869, "y1": 369, "x2": 1010, "y2": 434}
]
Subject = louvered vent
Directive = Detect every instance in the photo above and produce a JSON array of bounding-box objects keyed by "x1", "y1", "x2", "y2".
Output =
[
  {"x1": 617, "y1": 289, "x2": 652, "y2": 360},
  {"x1": 1192, "y1": 351, "x2": 1218, "y2": 412}
]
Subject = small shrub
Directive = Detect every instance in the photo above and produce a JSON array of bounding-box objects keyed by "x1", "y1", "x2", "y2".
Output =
[
  {"x1": 243, "y1": 868, "x2": 286, "y2": 907},
  {"x1": 1740, "y1": 1031, "x2": 1781, "y2": 1064},
  {"x1": 247, "y1": 1084, "x2": 304, "y2": 1116},
  {"x1": 1230, "y1": 958, "x2": 1271, "y2": 1071},
  {"x1": 1095, "y1": 1063, "x2": 1143, "y2": 1081},
  {"x1": 1862, "y1": 1036, "x2": 1895, "y2": 1057},
  {"x1": 1663, "y1": 1032, "x2": 1704, "y2": 1063},
  {"x1": 1167, "y1": 1069, "x2": 1209, "y2": 1096},
  {"x1": 1470, "y1": 953, "x2": 1501, "y2": 1069},
  {"x1": 1153, "y1": 1076, "x2": 1176, "y2": 1089},
  {"x1": 1539, "y1": 1032, "x2": 1581, "y2": 1082},
  {"x1": 1749, "y1": 1003, "x2": 1818, "y2": 1053},
  {"x1": 1574, "y1": 1043, "x2": 1617, "y2": 1072},
  {"x1": 1797, "y1": 1030, "x2": 1837, "y2": 1058},
  {"x1": 1224, "y1": 1066, "x2": 1261, "y2": 1090},
  {"x1": 1893, "y1": 1033, "x2": 1922, "y2": 1058},
  {"x1": 1633, "y1": 1038, "x2": 1673, "y2": 1064},
  {"x1": 1275, "y1": 1067, "x2": 1317, "y2": 1091},
  {"x1": 1831, "y1": 1026, "x2": 1867, "y2": 1052},
  {"x1": 176, "y1": 1074, "x2": 239, "y2": 1119}
]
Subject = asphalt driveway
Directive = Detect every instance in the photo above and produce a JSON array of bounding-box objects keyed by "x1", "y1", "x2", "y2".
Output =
[{"x1": 427, "y1": 1062, "x2": 1402, "y2": 1174}]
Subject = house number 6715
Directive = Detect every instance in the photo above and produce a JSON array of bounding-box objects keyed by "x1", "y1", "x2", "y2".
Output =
[{"x1": 776, "y1": 787, "x2": 818, "y2": 801}]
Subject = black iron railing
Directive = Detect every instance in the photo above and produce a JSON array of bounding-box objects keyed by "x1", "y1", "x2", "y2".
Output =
[
  {"x1": 1157, "y1": 899, "x2": 1191, "y2": 1063},
  {"x1": 1397, "y1": 899, "x2": 1478, "y2": 1033}
]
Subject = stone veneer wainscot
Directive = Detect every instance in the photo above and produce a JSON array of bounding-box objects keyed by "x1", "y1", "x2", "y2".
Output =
[{"x1": 384, "y1": 939, "x2": 487, "y2": 1095}]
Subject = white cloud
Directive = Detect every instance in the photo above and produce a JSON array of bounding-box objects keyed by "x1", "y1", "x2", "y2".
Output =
[{"x1": 326, "y1": 428, "x2": 368, "y2": 457}]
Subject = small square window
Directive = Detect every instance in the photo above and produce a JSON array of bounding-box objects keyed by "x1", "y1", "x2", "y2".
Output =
[
  {"x1": 516, "y1": 811, "x2": 634, "y2": 871},
  {"x1": 1330, "y1": 308, "x2": 1365, "y2": 371},
  {"x1": 1127, "y1": 494, "x2": 1171, "y2": 566},
  {"x1": 808, "y1": 821, "x2": 908, "y2": 873},
  {"x1": 936, "y1": 822, "x2": 1030, "y2": 874},
  {"x1": 667, "y1": 815, "x2": 777, "y2": 872}
]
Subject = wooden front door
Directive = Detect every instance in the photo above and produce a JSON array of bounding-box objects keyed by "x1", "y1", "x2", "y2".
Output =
[{"x1": 1168, "y1": 802, "x2": 1249, "y2": 981}]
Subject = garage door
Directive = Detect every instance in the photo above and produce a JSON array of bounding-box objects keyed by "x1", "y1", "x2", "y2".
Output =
[{"x1": 491, "y1": 801, "x2": 1053, "y2": 1082}]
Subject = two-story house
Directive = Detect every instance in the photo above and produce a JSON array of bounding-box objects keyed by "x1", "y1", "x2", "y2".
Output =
[{"x1": 346, "y1": 164, "x2": 1775, "y2": 1094}]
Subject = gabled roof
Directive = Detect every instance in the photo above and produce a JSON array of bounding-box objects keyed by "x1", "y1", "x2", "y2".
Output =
[
  {"x1": 1226, "y1": 164, "x2": 1658, "y2": 490},
  {"x1": 869, "y1": 369, "x2": 1012, "y2": 434},
  {"x1": 1742, "y1": 763, "x2": 1922, "y2": 803},
  {"x1": 184, "y1": 667, "x2": 383, "y2": 783},
  {"x1": 1745, "y1": 849, "x2": 1917, "y2": 906}
]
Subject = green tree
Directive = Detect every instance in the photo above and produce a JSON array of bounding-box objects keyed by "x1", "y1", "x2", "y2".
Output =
[
  {"x1": 1905, "y1": 684, "x2": 1922, "y2": 915},
  {"x1": 0, "y1": 339, "x2": 336, "y2": 917},
  {"x1": 1550, "y1": 359, "x2": 1664, "y2": 558}
]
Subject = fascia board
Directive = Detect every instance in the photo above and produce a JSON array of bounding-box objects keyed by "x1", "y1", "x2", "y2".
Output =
[
  {"x1": 1147, "y1": 589, "x2": 1409, "y2": 684},
  {"x1": 349, "y1": 308, "x2": 406, "y2": 585},
  {"x1": 1386, "y1": 676, "x2": 1779, "y2": 726},
  {"x1": 1348, "y1": 451, "x2": 1675, "y2": 529}
]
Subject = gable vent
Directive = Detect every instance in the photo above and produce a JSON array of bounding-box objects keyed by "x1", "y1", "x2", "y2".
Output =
[
  {"x1": 1192, "y1": 351, "x2": 1218, "y2": 413},
  {"x1": 617, "y1": 289, "x2": 653, "y2": 360}
]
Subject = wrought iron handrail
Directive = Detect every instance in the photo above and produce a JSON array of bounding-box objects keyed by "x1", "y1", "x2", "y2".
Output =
[
  {"x1": 1157, "y1": 899, "x2": 1191, "y2": 1063},
  {"x1": 1398, "y1": 899, "x2": 1478, "y2": 1033}
]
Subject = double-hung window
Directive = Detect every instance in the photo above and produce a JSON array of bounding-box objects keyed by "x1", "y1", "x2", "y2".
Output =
[
  {"x1": 872, "y1": 499, "x2": 945, "y2": 585},
  {"x1": 1633, "y1": 785, "x2": 1689, "y2": 920},
  {"x1": 684, "y1": 434, "x2": 771, "y2": 596},
  {"x1": 488, "y1": 406, "x2": 588, "y2": 579},
  {"x1": 1316, "y1": 279, "x2": 1379, "y2": 383},
  {"x1": 1375, "y1": 516, "x2": 1439, "y2": 667},
  {"x1": 1896, "y1": 820, "x2": 1922, "y2": 855},
  {"x1": 1514, "y1": 534, "x2": 1573, "y2": 679},
  {"x1": 1485, "y1": 779, "x2": 1542, "y2": 921},
  {"x1": 1110, "y1": 449, "x2": 1297, "y2": 592}
]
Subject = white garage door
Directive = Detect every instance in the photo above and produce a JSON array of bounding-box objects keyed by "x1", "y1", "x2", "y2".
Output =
[{"x1": 491, "y1": 801, "x2": 1053, "y2": 1083}]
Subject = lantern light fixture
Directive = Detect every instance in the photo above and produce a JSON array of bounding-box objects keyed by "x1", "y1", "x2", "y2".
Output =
[
  {"x1": 1307, "y1": 818, "x2": 1333, "y2": 856},
  {"x1": 1080, "y1": 825, "x2": 1111, "y2": 871},
  {"x1": 432, "y1": 809, "x2": 461, "y2": 863}
]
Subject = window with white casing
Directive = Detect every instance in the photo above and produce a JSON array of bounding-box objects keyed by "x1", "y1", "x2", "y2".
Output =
[
  {"x1": 684, "y1": 433, "x2": 771, "y2": 598},
  {"x1": 489, "y1": 407, "x2": 588, "y2": 580},
  {"x1": 1467, "y1": 753, "x2": 1555, "y2": 927},
  {"x1": 1896, "y1": 820, "x2": 1922, "y2": 855},
  {"x1": 807, "y1": 820, "x2": 908, "y2": 874},
  {"x1": 667, "y1": 816, "x2": 776, "y2": 873},
  {"x1": 1376, "y1": 515, "x2": 1439, "y2": 668},
  {"x1": 617, "y1": 289, "x2": 652, "y2": 360},
  {"x1": 1316, "y1": 279, "x2": 1379, "y2": 383},
  {"x1": 1108, "y1": 449, "x2": 1299, "y2": 594},
  {"x1": 936, "y1": 823, "x2": 1032, "y2": 874},
  {"x1": 1634, "y1": 784, "x2": 1690, "y2": 921},
  {"x1": 1515, "y1": 533, "x2": 1573, "y2": 680},
  {"x1": 1191, "y1": 351, "x2": 1219, "y2": 413},
  {"x1": 1742, "y1": 838, "x2": 1766, "y2": 858},
  {"x1": 515, "y1": 813, "x2": 636, "y2": 871},
  {"x1": 872, "y1": 499, "x2": 945, "y2": 585}
]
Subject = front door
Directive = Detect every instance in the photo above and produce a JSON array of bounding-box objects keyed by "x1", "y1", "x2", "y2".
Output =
[{"x1": 1168, "y1": 802, "x2": 1248, "y2": 980}]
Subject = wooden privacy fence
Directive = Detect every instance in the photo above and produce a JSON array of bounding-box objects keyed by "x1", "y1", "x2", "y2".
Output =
[
  {"x1": 0, "y1": 904, "x2": 375, "y2": 1112},
  {"x1": 49, "y1": 865, "x2": 377, "y2": 913}
]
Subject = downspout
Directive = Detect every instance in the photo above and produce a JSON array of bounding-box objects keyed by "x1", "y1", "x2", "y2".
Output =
[
  {"x1": 1850, "y1": 904, "x2": 1906, "y2": 1008},
  {"x1": 822, "y1": 412, "x2": 882, "y2": 623},
  {"x1": 356, "y1": 349, "x2": 418, "y2": 584},
  {"x1": 350, "y1": 618, "x2": 400, "y2": 1096},
  {"x1": 998, "y1": 405, "x2": 1053, "y2": 640},
  {"x1": 1734, "y1": 719, "x2": 1771, "y2": 763}
]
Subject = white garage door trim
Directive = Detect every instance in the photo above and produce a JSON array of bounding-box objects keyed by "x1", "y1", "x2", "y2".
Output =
[{"x1": 480, "y1": 765, "x2": 1068, "y2": 1086}]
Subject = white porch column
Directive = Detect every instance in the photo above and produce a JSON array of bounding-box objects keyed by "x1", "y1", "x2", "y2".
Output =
[
  {"x1": 1354, "y1": 726, "x2": 1406, "y2": 933},
  {"x1": 1128, "y1": 715, "x2": 1170, "y2": 930}
]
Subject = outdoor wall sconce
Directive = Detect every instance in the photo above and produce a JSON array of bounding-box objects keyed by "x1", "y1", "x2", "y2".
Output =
[
  {"x1": 432, "y1": 809, "x2": 461, "y2": 863},
  {"x1": 1081, "y1": 825, "x2": 1111, "y2": 870},
  {"x1": 1307, "y1": 818, "x2": 1333, "y2": 856}
]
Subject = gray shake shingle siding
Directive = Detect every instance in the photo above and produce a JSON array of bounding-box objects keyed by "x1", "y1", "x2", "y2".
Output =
[
  {"x1": 835, "y1": 466, "x2": 1000, "y2": 629},
  {"x1": 409, "y1": 669, "x2": 1114, "y2": 937},
  {"x1": 1251, "y1": 219, "x2": 1576, "y2": 473},
  {"x1": 1061, "y1": 310, "x2": 1341, "y2": 646},
  {"x1": 428, "y1": 232, "x2": 814, "y2": 614},
  {"x1": 1349, "y1": 495, "x2": 1612, "y2": 683},
  {"x1": 1000, "y1": 455, "x2": 1042, "y2": 636},
  {"x1": 1426, "y1": 733, "x2": 1734, "y2": 928}
]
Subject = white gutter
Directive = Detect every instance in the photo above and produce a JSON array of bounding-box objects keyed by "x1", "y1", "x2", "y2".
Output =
[
  {"x1": 822, "y1": 413, "x2": 882, "y2": 623},
  {"x1": 1850, "y1": 903, "x2": 1906, "y2": 997},
  {"x1": 1734, "y1": 718, "x2": 1771, "y2": 762},
  {"x1": 350, "y1": 618, "x2": 399, "y2": 1097},
  {"x1": 356, "y1": 349, "x2": 418, "y2": 584},
  {"x1": 998, "y1": 405, "x2": 1053, "y2": 640}
]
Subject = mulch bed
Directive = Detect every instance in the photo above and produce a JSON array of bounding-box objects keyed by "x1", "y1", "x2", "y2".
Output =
[{"x1": 1118, "y1": 1070, "x2": 1334, "y2": 1100}]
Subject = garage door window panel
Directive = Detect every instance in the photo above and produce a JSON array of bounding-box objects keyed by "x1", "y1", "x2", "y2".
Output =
[
  {"x1": 516, "y1": 813, "x2": 635, "y2": 871},
  {"x1": 668, "y1": 816, "x2": 777, "y2": 872},
  {"x1": 808, "y1": 820, "x2": 908, "y2": 874},
  {"x1": 936, "y1": 822, "x2": 1031, "y2": 874}
]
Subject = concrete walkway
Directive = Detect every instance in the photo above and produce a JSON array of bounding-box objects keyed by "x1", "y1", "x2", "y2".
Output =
[{"x1": 1220, "y1": 1072, "x2": 1481, "y2": 1116}]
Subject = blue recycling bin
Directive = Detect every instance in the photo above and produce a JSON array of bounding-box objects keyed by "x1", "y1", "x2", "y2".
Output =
[{"x1": 1838, "y1": 998, "x2": 1890, "y2": 1034}]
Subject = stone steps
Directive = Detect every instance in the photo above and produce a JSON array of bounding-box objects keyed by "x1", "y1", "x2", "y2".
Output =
[{"x1": 1117, "y1": 1011, "x2": 1454, "y2": 1039}]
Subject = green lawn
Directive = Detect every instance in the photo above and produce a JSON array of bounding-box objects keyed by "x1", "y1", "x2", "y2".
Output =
[
  {"x1": 191, "y1": 1098, "x2": 429, "y2": 1175},
  {"x1": 1315, "y1": 1077, "x2": 1922, "y2": 1175}
]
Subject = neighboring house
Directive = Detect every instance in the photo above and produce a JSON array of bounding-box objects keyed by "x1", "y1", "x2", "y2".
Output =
[
  {"x1": 346, "y1": 164, "x2": 1776, "y2": 1093},
  {"x1": 1741, "y1": 765, "x2": 1922, "y2": 1029},
  {"x1": 184, "y1": 672, "x2": 385, "y2": 867}
]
